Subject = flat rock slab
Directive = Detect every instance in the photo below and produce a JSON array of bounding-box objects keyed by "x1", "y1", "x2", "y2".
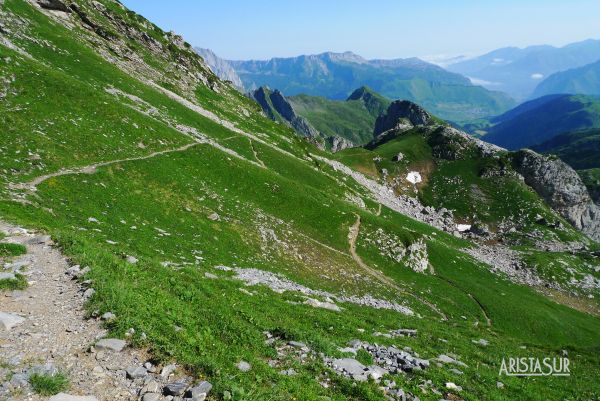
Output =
[
  {"x1": 0, "y1": 311, "x2": 25, "y2": 330},
  {"x1": 331, "y1": 358, "x2": 366, "y2": 376},
  {"x1": 49, "y1": 394, "x2": 99, "y2": 401},
  {"x1": 95, "y1": 338, "x2": 126, "y2": 352}
]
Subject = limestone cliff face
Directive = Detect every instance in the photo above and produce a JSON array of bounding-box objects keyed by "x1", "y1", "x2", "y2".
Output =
[{"x1": 512, "y1": 150, "x2": 600, "y2": 241}]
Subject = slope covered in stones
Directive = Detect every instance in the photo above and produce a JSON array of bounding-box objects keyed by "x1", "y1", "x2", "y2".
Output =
[{"x1": 1, "y1": 1, "x2": 599, "y2": 401}]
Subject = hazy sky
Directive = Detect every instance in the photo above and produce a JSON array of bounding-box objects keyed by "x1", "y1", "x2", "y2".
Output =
[{"x1": 120, "y1": 0, "x2": 600, "y2": 61}]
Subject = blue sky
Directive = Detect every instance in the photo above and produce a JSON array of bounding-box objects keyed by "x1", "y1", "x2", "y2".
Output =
[{"x1": 121, "y1": 0, "x2": 600, "y2": 61}]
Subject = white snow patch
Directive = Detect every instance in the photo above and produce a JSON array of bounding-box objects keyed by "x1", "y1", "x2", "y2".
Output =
[
  {"x1": 531, "y1": 73, "x2": 544, "y2": 80},
  {"x1": 457, "y1": 224, "x2": 472, "y2": 232},
  {"x1": 406, "y1": 171, "x2": 422, "y2": 185}
]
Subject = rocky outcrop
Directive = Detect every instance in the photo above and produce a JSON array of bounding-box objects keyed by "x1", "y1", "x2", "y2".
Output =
[
  {"x1": 195, "y1": 48, "x2": 244, "y2": 89},
  {"x1": 512, "y1": 150, "x2": 600, "y2": 241},
  {"x1": 36, "y1": 0, "x2": 70, "y2": 12},
  {"x1": 248, "y1": 87, "x2": 320, "y2": 138},
  {"x1": 373, "y1": 100, "x2": 432, "y2": 137},
  {"x1": 328, "y1": 136, "x2": 355, "y2": 152},
  {"x1": 425, "y1": 126, "x2": 505, "y2": 160}
]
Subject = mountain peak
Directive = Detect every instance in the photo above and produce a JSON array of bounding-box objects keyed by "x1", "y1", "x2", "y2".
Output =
[{"x1": 346, "y1": 86, "x2": 375, "y2": 101}]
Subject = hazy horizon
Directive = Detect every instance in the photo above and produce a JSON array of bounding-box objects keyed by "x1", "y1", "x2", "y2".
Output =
[{"x1": 121, "y1": 0, "x2": 600, "y2": 61}]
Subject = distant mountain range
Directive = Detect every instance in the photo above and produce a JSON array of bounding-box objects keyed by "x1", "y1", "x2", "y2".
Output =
[
  {"x1": 197, "y1": 50, "x2": 514, "y2": 123},
  {"x1": 480, "y1": 94, "x2": 600, "y2": 150},
  {"x1": 448, "y1": 39, "x2": 600, "y2": 100},
  {"x1": 532, "y1": 59, "x2": 600, "y2": 98}
]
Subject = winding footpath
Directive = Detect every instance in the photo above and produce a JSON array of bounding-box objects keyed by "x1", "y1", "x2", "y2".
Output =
[{"x1": 347, "y1": 214, "x2": 448, "y2": 320}]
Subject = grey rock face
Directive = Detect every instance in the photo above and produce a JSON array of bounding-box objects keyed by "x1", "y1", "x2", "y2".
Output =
[
  {"x1": 328, "y1": 136, "x2": 355, "y2": 153},
  {"x1": 374, "y1": 100, "x2": 432, "y2": 136},
  {"x1": 36, "y1": 0, "x2": 70, "y2": 13},
  {"x1": 194, "y1": 48, "x2": 243, "y2": 89},
  {"x1": 512, "y1": 150, "x2": 600, "y2": 241},
  {"x1": 248, "y1": 87, "x2": 320, "y2": 138}
]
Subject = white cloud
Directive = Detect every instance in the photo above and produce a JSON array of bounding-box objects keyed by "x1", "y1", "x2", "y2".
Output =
[
  {"x1": 531, "y1": 73, "x2": 544, "y2": 80},
  {"x1": 467, "y1": 76, "x2": 502, "y2": 86}
]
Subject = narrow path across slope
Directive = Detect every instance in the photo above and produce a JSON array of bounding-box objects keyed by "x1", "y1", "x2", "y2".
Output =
[
  {"x1": 436, "y1": 276, "x2": 492, "y2": 326},
  {"x1": 11, "y1": 142, "x2": 201, "y2": 193},
  {"x1": 0, "y1": 222, "x2": 144, "y2": 400},
  {"x1": 347, "y1": 214, "x2": 448, "y2": 320},
  {"x1": 248, "y1": 138, "x2": 266, "y2": 168}
]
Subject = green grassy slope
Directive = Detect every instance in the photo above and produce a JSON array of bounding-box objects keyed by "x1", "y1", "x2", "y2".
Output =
[
  {"x1": 288, "y1": 87, "x2": 390, "y2": 144},
  {"x1": 1, "y1": 1, "x2": 599, "y2": 400},
  {"x1": 532, "y1": 128, "x2": 600, "y2": 170}
]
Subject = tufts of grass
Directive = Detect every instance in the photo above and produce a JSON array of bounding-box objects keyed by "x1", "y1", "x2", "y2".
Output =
[
  {"x1": 28, "y1": 372, "x2": 69, "y2": 396},
  {"x1": 0, "y1": 273, "x2": 27, "y2": 291},
  {"x1": 0, "y1": 243, "x2": 26, "y2": 257}
]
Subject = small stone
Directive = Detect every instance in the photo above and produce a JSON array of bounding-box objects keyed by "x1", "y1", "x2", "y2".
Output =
[
  {"x1": 236, "y1": 361, "x2": 251, "y2": 372},
  {"x1": 161, "y1": 364, "x2": 177, "y2": 378},
  {"x1": 142, "y1": 394, "x2": 160, "y2": 401},
  {"x1": 101, "y1": 312, "x2": 115, "y2": 321},
  {"x1": 204, "y1": 272, "x2": 218, "y2": 279},
  {"x1": 83, "y1": 288, "x2": 95, "y2": 299},
  {"x1": 126, "y1": 366, "x2": 147, "y2": 379},
  {"x1": 126, "y1": 255, "x2": 138, "y2": 264},
  {"x1": 207, "y1": 213, "x2": 220, "y2": 221},
  {"x1": 446, "y1": 382, "x2": 462, "y2": 391},
  {"x1": 164, "y1": 381, "x2": 188, "y2": 396},
  {"x1": 497, "y1": 381, "x2": 504, "y2": 389},
  {"x1": 187, "y1": 381, "x2": 212, "y2": 398},
  {"x1": 141, "y1": 380, "x2": 160, "y2": 394},
  {"x1": 279, "y1": 368, "x2": 297, "y2": 376},
  {"x1": 95, "y1": 338, "x2": 126, "y2": 352}
]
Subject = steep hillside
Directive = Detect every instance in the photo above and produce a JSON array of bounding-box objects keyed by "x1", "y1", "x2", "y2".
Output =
[
  {"x1": 532, "y1": 59, "x2": 600, "y2": 98},
  {"x1": 448, "y1": 39, "x2": 600, "y2": 99},
  {"x1": 229, "y1": 52, "x2": 515, "y2": 122},
  {"x1": 0, "y1": 1, "x2": 599, "y2": 401},
  {"x1": 481, "y1": 94, "x2": 600, "y2": 149}
]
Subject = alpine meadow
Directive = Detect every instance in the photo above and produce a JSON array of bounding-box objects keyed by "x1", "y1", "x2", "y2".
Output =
[{"x1": 0, "y1": 1, "x2": 599, "y2": 401}]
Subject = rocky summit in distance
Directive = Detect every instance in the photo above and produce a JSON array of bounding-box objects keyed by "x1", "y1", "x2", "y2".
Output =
[{"x1": 374, "y1": 100, "x2": 433, "y2": 137}]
